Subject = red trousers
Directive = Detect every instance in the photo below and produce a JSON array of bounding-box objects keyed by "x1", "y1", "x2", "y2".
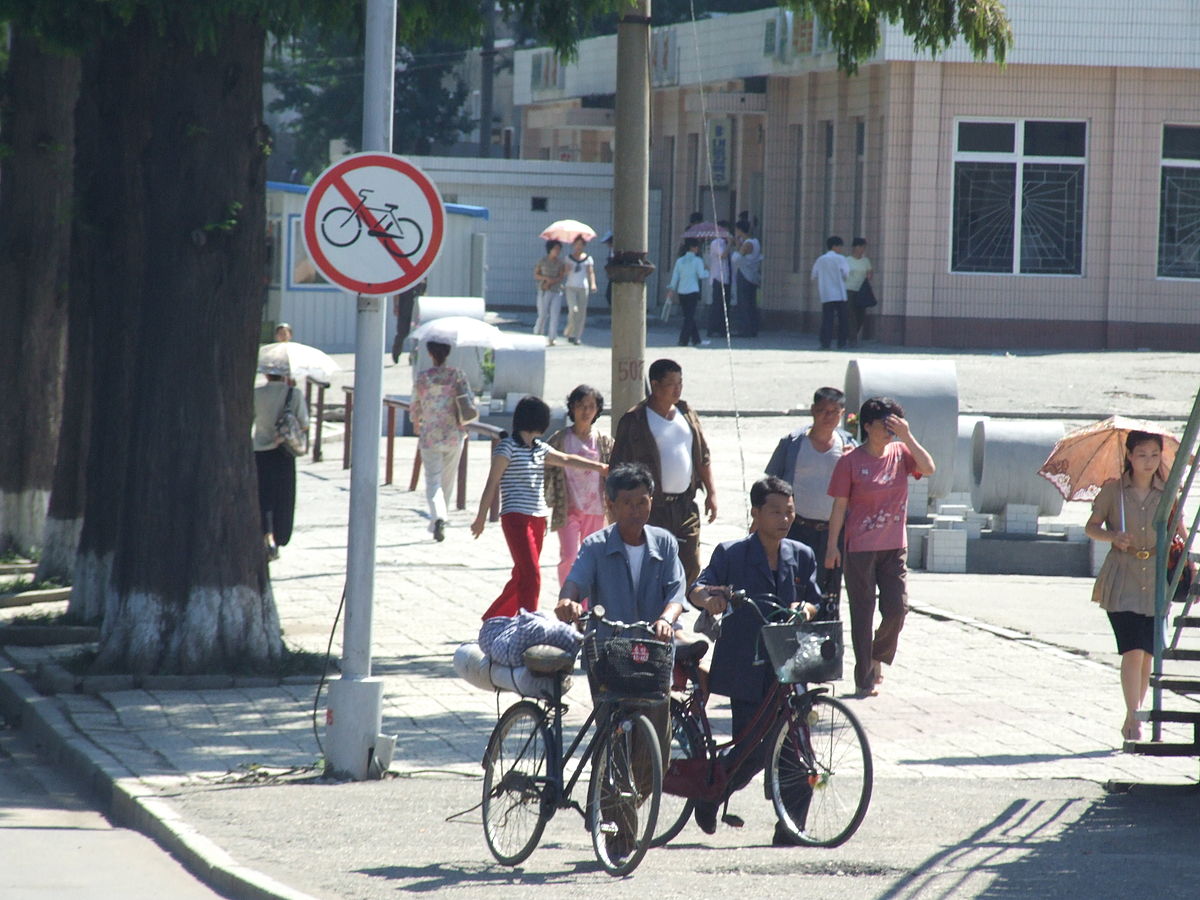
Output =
[{"x1": 481, "y1": 513, "x2": 547, "y2": 620}]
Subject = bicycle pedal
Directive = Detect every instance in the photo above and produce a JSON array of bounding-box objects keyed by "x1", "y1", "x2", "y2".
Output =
[
  {"x1": 598, "y1": 822, "x2": 618, "y2": 835},
  {"x1": 721, "y1": 814, "x2": 745, "y2": 828}
]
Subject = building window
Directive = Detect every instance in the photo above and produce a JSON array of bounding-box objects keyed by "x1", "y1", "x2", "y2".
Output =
[
  {"x1": 951, "y1": 119, "x2": 1086, "y2": 275},
  {"x1": 791, "y1": 124, "x2": 804, "y2": 272},
  {"x1": 531, "y1": 196, "x2": 548, "y2": 212},
  {"x1": 853, "y1": 120, "x2": 865, "y2": 239},
  {"x1": 1159, "y1": 125, "x2": 1200, "y2": 279},
  {"x1": 822, "y1": 121, "x2": 834, "y2": 242}
]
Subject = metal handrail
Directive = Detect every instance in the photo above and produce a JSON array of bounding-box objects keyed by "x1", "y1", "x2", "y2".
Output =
[{"x1": 1151, "y1": 386, "x2": 1200, "y2": 741}]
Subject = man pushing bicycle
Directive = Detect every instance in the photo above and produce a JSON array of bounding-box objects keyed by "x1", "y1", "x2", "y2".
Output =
[{"x1": 688, "y1": 476, "x2": 830, "y2": 845}]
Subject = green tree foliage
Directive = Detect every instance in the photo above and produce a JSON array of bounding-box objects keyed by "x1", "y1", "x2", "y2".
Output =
[
  {"x1": 267, "y1": 26, "x2": 474, "y2": 179},
  {"x1": 784, "y1": 0, "x2": 1011, "y2": 72}
]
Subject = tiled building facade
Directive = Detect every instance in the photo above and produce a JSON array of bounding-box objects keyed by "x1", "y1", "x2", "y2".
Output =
[{"x1": 513, "y1": 2, "x2": 1200, "y2": 349}]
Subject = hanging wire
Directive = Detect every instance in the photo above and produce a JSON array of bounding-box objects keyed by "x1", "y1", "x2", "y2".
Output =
[{"x1": 686, "y1": 0, "x2": 751, "y2": 530}]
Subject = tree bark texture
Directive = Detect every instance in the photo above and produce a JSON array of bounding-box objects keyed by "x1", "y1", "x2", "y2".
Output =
[
  {"x1": 0, "y1": 31, "x2": 80, "y2": 555},
  {"x1": 69, "y1": 11, "x2": 282, "y2": 673}
]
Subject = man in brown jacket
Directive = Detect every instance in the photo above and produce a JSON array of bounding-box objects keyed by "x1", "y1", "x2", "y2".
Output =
[{"x1": 610, "y1": 358, "x2": 717, "y2": 583}]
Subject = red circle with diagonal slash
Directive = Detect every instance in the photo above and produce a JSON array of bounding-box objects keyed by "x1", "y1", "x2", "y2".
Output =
[{"x1": 302, "y1": 152, "x2": 444, "y2": 296}]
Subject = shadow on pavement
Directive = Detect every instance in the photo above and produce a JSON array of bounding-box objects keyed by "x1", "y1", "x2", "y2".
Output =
[
  {"x1": 881, "y1": 783, "x2": 1200, "y2": 899},
  {"x1": 900, "y1": 749, "x2": 1119, "y2": 767}
]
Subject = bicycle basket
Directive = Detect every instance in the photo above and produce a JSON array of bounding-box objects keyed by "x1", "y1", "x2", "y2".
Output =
[
  {"x1": 583, "y1": 632, "x2": 673, "y2": 699},
  {"x1": 760, "y1": 620, "x2": 843, "y2": 684}
]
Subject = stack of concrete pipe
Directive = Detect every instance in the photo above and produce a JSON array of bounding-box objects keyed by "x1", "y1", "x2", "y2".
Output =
[
  {"x1": 970, "y1": 419, "x2": 1065, "y2": 517},
  {"x1": 410, "y1": 296, "x2": 488, "y2": 392},
  {"x1": 844, "y1": 359, "x2": 959, "y2": 501}
]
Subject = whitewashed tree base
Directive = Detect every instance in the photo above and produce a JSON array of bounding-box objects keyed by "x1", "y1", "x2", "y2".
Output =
[
  {"x1": 36, "y1": 515, "x2": 81, "y2": 582},
  {"x1": 0, "y1": 488, "x2": 49, "y2": 557}
]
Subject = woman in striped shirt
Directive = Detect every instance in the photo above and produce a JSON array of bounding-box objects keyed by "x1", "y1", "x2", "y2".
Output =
[{"x1": 474, "y1": 396, "x2": 608, "y2": 619}]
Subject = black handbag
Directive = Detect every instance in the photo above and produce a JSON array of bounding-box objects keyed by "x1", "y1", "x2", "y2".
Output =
[{"x1": 853, "y1": 278, "x2": 878, "y2": 309}]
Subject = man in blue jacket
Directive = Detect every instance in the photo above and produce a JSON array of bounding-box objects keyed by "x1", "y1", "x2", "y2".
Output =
[
  {"x1": 688, "y1": 476, "x2": 826, "y2": 845},
  {"x1": 765, "y1": 386, "x2": 856, "y2": 603}
]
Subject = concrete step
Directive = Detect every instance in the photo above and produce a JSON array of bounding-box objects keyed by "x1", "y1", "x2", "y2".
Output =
[
  {"x1": 1124, "y1": 740, "x2": 1200, "y2": 757},
  {"x1": 966, "y1": 536, "x2": 1090, "y2": 577}
]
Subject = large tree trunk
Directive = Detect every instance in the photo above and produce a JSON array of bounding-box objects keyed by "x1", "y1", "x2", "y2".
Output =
[
  {"x1": 0, "y1": 31, "x2": 79, "y2": 556},
  {"x1": 69, "y1": 11, "x2": 282, "y2": 673}
]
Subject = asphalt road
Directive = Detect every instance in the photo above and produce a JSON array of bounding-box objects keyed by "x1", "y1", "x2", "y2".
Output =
[
  {"x1": 163, "y1": 770, "x2": 1200, "y2": 899},
  {"x1": 0, "y1": 722, "x2": 223, "y2": 900}
]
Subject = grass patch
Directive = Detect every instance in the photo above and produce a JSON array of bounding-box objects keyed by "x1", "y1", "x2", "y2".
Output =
[
  {"x1": 6, "y1": 609, "x2": 90, "y2": 628},
  {"x1": 279, "y1": 644, "x2": 338, "y2": 678},
  {"x1": 0, "y1": 575, "x2": 66, "y2": 594}
]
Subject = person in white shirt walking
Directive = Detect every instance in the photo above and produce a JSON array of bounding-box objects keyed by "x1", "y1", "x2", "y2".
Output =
[
  {"x1": 666, "y1": 238, "x2": 710, "y2": 347},
  {"x1": 706, "y1": 220, "x2": 733, "y2": 338},
  {"x1": 562, "y1": 236, "x2": 597, "y2": 345},
  {"x1": 811, "y1": 235, "x2": 851, "y2": 350},
  {"x1": 845, "y1": 237, "x2": 874, "y2": 347},
  {"x1": 731, "y1": 219, "x2": 763, "y2": 337}
]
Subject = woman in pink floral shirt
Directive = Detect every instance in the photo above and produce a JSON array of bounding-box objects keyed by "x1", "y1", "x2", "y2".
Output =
[
  {"x1": 826, "y1": 397, "x2": 935, "y2": 696},
  {"x1": 410, "y1": 341, "x2": 474, "y2": 542},
  {"x1": 544, "y1": 385, "x2": 612, "y2": 586}
]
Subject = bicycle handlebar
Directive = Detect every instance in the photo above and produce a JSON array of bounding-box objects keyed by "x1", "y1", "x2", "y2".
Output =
[
  {"x1": 587, "y1": 604, "x2": 658, "y2": 635},
  {"x1": 725, "y1": 590, "x2": 807, "y2": 624}
]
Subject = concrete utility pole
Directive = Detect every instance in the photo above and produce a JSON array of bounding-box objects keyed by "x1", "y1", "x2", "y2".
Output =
[
  {"x1": 478, "y1": 1, "x2": 496, "y2": 158},
  {"x1": 608, "y1": 0, "x2": 655, "y2": 423},
  {"x1": 325, "y1": 0, "x2": 397, "y2": 781}
]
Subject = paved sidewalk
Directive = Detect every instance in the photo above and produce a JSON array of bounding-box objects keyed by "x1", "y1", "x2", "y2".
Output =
[{"x1": 3, "y1": 333, "x2": 1200, "y2": 898}]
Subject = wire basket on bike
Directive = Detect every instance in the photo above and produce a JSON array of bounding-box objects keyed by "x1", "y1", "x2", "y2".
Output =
[
  {"x1": 760, "y1": 620, "x2": 843, "y2": 684},
  {"x1": 583, "y1": 632, "x2": 673, "y2": 700}
]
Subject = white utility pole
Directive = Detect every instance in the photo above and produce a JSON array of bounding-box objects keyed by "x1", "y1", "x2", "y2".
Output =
[{"x1": 325, "y1": 0, "x2": 398, "y2": 780}]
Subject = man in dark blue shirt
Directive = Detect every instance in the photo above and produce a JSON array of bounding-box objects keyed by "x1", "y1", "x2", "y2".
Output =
[{"x1": 688, "y1": 476, "x2": 825, "y2": 845}]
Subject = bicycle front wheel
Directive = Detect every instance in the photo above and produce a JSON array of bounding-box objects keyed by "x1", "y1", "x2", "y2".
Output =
[
  {"x1": 652, "y1": 699, "x2": 702, "y2": 847},
  {"x1": 482, "y1": 701, "x2": 552, "y2": 866},
  {"x1": 767, "y1": 694, "x2": 872, "y2": 848},
  {"x1": 589, "y1": 711, "x2": 662, "y2": 876}
]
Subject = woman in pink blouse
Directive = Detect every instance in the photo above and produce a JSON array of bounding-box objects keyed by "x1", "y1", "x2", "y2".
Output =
[
  {"x1": 544, "y1": 385, "x2": 613, "y2": 586},
  {"x1": 410, "y1": 340, "x2": 474, "y2": 542}
]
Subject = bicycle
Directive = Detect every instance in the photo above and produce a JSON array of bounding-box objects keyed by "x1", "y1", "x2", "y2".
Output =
[
  {"x1": 655, "y1": 592, "x2": 873, "y2": 848},
  {"x1": 319, "y1": 188, "x2": 424, "y2": 258},
  {"x1": 480, "y1": 607, "x2": 670, "y2": 876}
]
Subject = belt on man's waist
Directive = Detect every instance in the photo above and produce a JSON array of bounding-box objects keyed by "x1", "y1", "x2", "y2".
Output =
[
  {"x1": 658, "y1": 490, "x2": 695, "y2": 503},
  {"x1": 794, "y1": 516, "x2": 829, "y2": 531}
]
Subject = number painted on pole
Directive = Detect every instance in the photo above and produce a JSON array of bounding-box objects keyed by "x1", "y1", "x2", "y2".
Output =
[{"x1": 617, "y1": 359, "x2": 643, "y2": 383}]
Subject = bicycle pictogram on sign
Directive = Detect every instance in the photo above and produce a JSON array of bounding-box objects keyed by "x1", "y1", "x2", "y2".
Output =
[{"x1": 302, "y1": 152, "x2": 444, "y2": 297}]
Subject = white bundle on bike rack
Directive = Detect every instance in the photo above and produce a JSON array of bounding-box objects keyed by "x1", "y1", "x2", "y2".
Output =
[{"x1": 453, "y1": 641, "x2": 572, "y2": 701}]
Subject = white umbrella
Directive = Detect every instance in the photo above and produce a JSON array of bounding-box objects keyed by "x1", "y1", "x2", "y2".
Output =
[
  {"x1": 406, "y1": 316, "x2": 515, "y2": 350},
  {"x1": 539, "y1": 219, "x2": 597, "y2": 243},
  {"x1": 257, "y1": 341, "x2": 341, "y2": 382}
]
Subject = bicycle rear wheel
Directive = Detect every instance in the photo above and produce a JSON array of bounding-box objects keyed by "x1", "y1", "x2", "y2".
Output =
[
  {"x1": 652, "y1": 699, "x2": 701, "y2": 847},
  {"x1": 589, "y1": 711, "x2": 662, "y2": 876},
  {"x1": 767, "y1": 694, "x2": 872, "y2": 848},
  {"x1": 482, "y1": 701, "x2": 552, "y2": 866}
]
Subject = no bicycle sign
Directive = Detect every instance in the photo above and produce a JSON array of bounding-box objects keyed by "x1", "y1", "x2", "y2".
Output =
[{"x1": 302, "y1": 152, "x2": 445, "y2": 296}]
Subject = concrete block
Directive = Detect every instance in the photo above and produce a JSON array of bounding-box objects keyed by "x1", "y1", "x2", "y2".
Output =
[
  {"x1": 931, "y1": 515, "x2": 964, "y2": 530},
  {"x1": 1091, "y1": 540, "x2": 1111, "y2": 577},
  {"x1": 937, "y1": 504, "x2": 970, "y2": 518},
  {"x1": 996, "y1": 503, "x2": 1039, "y2": 535},
  {"x1": 907, "y1": 524, "x2": 931, "y2": 569},
  {"x1": 1065, "y1": 524, "x2": 1088, "y2": 543},
  {"x1": 80, "y1": 675, "x2": 137, "y2": 696},
  {"x1": 965, "y1": 512, "x2": 991, "y2": 539},
  {"x1": 35, "y1": 663, "x2": 78, "y2": 695},
  {"x1": 969, "y1": 535, "x2": 1091, "y2": 576},
  {"x1": 927, "y1": 528, "x2": 968, "y2": 573},
  {"x1": 907, "y1": 477, "x2": 931, "y2": 520}
]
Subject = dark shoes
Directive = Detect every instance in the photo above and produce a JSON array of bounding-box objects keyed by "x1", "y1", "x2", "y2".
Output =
[
  {"x1": 772, "y1": 822, "x2": 803, "y2": 846},
  {"x1": 433, "y1": 519, "x2": 445, "y2": 542},
  {"x1": 694, "y1": 799, "x2": 718, "y2": 835}
]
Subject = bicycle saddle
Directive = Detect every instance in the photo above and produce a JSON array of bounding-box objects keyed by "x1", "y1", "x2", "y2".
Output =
[
  {"x1": 673, "y1": 638, "x2": 709, "y2": 665},
  {"x1": 523, "y1": 644, "x2": 577, "y2": 675}
]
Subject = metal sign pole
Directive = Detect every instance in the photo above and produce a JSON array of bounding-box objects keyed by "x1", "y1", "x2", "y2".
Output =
[{"x1": 326, "y1": 0, "x2": 397, "y2": 780}]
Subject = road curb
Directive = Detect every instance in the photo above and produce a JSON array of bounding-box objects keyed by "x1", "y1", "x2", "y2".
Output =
[{"x1": 0, "y1": 664, "x2": 317, "y2": 900}]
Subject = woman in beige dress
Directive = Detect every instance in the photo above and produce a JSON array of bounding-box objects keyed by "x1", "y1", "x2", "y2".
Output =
[{"x1": 1085, "y1": 431, "x2": 1183, "y2": 742}]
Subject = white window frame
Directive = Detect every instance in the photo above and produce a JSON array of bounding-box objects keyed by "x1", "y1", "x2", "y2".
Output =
[
  {"x1": 1156, "y1": 122, "x2": 1200, "y2": 282},
  {"x1": 950, "y1": 116, "x2": 1088, "y2": 277}
]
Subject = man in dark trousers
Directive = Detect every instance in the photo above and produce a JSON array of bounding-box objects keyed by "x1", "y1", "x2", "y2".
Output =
[{"x1": 610, "y1": 358, "x2": 717, "y2": 585}]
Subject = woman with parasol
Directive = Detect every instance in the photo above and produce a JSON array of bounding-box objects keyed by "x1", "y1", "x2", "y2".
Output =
[
  {"x1": 410, "y1": 339, "x2": 475, "y2": 543},
  {"x1": 1083, "y1": 429, "x2": 1185, "y2": 742}
]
